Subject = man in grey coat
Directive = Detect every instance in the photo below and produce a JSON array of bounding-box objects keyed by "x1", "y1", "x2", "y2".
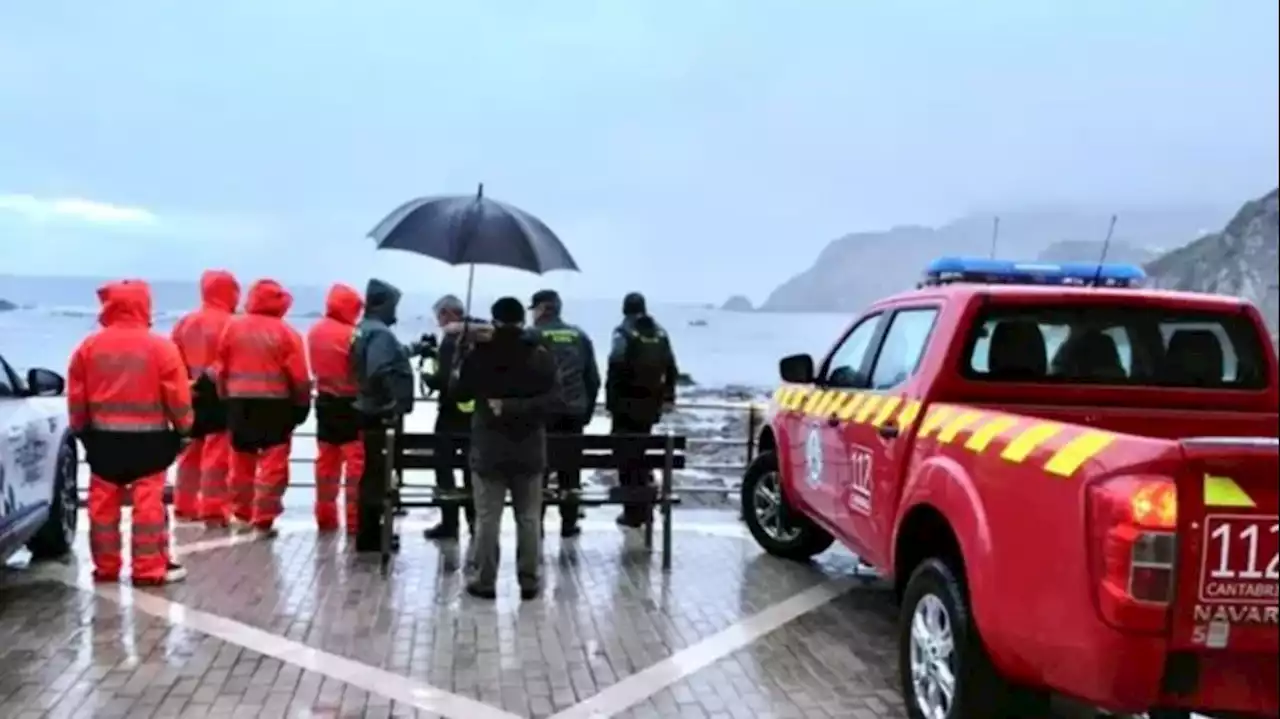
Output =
[
  {"x1": 453, "y1": 296, "x2": 562, "y2": 600},
  {"x1": 350, "y1": 278, "x2": 417, "y2": 553}
]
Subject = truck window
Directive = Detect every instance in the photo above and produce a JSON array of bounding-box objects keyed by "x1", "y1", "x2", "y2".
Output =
[
  {"x1": 822, "y1": 314, "x2": 883, "y2": 389},
  {"x1": 964, "y1": 305, "x2": 1269, "y2": 389},
  {"x1": 869, "y1": 308, "x2": 939, "y2": 389}
]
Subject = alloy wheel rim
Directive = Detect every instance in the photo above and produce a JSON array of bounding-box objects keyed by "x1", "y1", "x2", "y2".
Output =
[
  {"x1": 909, "y1": 593, "x2": 957, "y2": 719},
  {"x1": 752, "y1": 470, "x2": 801, "y2": 543}
]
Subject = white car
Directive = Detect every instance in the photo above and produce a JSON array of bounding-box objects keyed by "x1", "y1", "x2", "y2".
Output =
[{"x1": 0, "y1": 352, "x2": 77, "y2": 563}]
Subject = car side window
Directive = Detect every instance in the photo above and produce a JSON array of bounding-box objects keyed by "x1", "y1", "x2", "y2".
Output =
[
  {"x1": 0, "y1": 355, "x2": 16, "y2": 398},
  {"x1": 821, "y1": 314, "x2": 883, "y2": 389},
  {"x1": 869, "y1": 308, "x2": 939, "y2": 390}
]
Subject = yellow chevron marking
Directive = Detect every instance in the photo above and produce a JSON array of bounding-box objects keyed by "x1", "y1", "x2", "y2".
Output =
[
  {"x1": 871, "y1": 397, "x2": 903, "y2": 427},
  {"x1": 837, "y1": 393, "x2": 867, "y2": 420},
  {"x1": 937, "y1": 411, "x2": 983, "y2": 443},
  {"x1": 1001, "y1": 423, "x2": 1062, "y2": 462},
  {"x1": 1044, "y1": 430, "x2": 1115, "y2": 477},
  {"x1": 854, "y1": 395, "x2": 883, "y2": 424},
  {"x1": 824, "y1": 391, "x2": 852, "y2": 418},
  {"x1": 813, "y1": 391, "x2": 841, "y2": 417},
  {"x1": 896, "y1": 400, "x2": 922, "y2": 430},
  {"x1": 802, "y1": 389, "x2": 829, "y2": 414},
  {"x1": 772, "y1": 387, "x2": 789, "y2": 405},
  {"x1": 964, "y1": 416, "x2": 1019, "y2": 452},
  {"x1": 1204, "y1": 474, "x2": 1257, "y2": 508},
  {"x1": 918, "y1": 406, "x2": 954, "y2": 438}
]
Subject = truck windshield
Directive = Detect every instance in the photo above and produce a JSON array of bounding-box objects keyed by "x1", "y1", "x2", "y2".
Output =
[{"x1": 964, "y1": 305, "x2": 1271, "y2": 389}]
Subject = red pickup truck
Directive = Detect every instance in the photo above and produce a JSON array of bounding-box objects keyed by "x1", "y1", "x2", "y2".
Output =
[{"x1": 742, "y1": 265, "x2": 1279, "y2": 719}]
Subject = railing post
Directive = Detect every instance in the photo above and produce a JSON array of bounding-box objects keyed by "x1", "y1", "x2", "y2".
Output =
[
  {"x1": 380, "y1": 423, "x2": 397, "y2": 574},
  {"x1": 661, "y1": 431, "x2": 675, "y2": 571},
  {"x1": 745, "y1": 404, "x2": 759, "y2": 465}
]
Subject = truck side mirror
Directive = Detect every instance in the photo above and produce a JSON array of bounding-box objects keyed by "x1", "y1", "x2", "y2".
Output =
[
  {"x1": 26, "y1": 367, "x2": 65, "y2": 397},
  {"x1": 778, "y1": 354, "x2": 815, "y2": 384}
]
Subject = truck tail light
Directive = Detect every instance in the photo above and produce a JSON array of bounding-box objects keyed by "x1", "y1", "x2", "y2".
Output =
[{"x1": 1087, "y1": 477, "x2": 1178, "y2": 632}]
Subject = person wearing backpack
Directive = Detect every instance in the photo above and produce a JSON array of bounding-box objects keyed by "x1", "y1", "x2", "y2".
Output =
[{"x1": 605, "y1": 292, "x2": 679, "y2": 528}]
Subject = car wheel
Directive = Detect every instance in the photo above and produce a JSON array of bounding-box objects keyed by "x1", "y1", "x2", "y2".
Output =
[
  {"x1": 899, "y1": 558, "x2": 1046, "y2": 719},
  {"x1": 28, "y1": 439, "x2": 78, "y2": 560},
  {"x1": 741, "y1": 451, "x2": 833, "y2": 561}
]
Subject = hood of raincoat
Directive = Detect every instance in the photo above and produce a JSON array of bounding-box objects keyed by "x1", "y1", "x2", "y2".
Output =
[
  {"x1": 245, "y1": 279, "x2": 292, "y2": 318},
  {"x1": 199, "y1": 269, "x2": 240, "y2": 312},
  {"x1": 97, "y1": 279, "x2": 152, "y2": 328},
  {"x1": 363, "y1": 278, "x2": 401, "y2": 325},
  {"x1": 325, "y1": 283, "x2": 363, "y2": 325}
]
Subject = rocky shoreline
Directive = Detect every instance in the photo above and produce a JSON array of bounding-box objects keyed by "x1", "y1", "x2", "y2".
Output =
[{"x1": 582, "y1": 384, "x2": 769, "y2": 508}]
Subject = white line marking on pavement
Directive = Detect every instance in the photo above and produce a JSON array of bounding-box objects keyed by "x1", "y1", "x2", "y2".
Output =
[
  {"x1": 549, "y1": 578, "x2": 855, "y2": 719},
  {"x1": 90, "y1": 582, "x2": 522, "y2": 719}
]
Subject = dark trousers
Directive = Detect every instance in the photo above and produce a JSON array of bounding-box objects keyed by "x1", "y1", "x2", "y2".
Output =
[
  {"x1": 544, "y1": 414, "x2": 586, "y2": 527},
  {"x1": 434, "y1": 413, "x2": 474, "y2": 532},
  {"x1": 611, "y1": 415, "x2": 655, "y2": 525},
  {"x1": 356, "y1": 421, "x2": 390, "y2": 551}
]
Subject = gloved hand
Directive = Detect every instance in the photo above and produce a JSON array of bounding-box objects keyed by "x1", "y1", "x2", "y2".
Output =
[{"x1": 292, "y1": 403, "x2": 311, "y2": 427}]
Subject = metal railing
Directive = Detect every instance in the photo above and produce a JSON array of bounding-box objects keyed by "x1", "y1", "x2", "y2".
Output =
[{"x1": 75, "y1": 395, "x2": 764, "y2": 499}]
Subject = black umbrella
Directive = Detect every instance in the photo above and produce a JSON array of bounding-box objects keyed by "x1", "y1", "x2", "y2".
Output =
[{"x1": 369, "y1": 184, "x2": 579, "y2": 313}]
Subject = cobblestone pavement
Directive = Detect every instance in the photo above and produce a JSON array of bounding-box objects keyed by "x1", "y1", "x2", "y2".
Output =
[{"x1": 2, "y1": 508, "x2": 1162, "y2": 718}]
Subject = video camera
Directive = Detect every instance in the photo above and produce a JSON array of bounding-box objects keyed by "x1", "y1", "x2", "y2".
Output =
[{"x1": 408, "y1": 333, "x2": 439, "y2": 359}]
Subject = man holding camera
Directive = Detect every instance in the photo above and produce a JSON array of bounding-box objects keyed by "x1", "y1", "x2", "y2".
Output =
[{"x1": 420, "y1": 294, "x2": 485, "y2": 540}]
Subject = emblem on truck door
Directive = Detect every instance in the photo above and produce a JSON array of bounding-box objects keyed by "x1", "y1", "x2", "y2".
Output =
[{"x1": 804, "y1": 427, "x2": 824, "y2": 487}]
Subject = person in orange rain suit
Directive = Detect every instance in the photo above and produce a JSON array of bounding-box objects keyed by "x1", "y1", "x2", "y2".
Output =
[
  {"x1": 68, "y1": 280, "x2": 194, "y2": 585},
  {"x1": 304, "y1": 283, "x2": 365, "y2": 533},
  {"x1": 170, "y1": 270, "x2": 241, "y2": 525},
  {"x1": 216, "y1": 279, "x2": 312, "y2": 533}
]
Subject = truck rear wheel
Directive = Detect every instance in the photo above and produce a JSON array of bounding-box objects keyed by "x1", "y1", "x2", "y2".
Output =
[
  {"x1": 742, "y1": 451, "x2": 833, "y2": 561},
  {"x1": 899, "y1": 558, "x2": 1045, "y2": 719}
]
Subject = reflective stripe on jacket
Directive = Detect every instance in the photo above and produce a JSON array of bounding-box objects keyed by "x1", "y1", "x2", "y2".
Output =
[
  {"x1": 217, "y1": 279, "x2": 311, "y2": 404},
  {"x1": 67, "y1": 280, "x2": 195, "y2": 434}
]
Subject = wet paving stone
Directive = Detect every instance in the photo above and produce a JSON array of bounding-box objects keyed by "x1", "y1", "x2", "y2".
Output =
[{"x1": 0, "y1": 511, "x2": 937, "y2": 717}]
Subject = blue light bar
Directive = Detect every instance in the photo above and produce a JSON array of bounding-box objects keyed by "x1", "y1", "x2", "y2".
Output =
[{"x1": 922, "y1": 257, "x2": 1147, "y2": 288}]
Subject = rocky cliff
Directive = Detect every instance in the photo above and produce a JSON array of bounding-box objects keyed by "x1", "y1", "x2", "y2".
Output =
[
  {"x1": 1145, "y1": 188, "x2": 1279, "y2": 336},
  {"x1": 720, "y1": 295, "x2": 754, "y2": 312},
  {"x1": 0, "y1": 298, "x2": 16, "y2": 312},
  {"x1": 1035, "y1": 239, "x2": 1161, "y2": 265},
  {"x1": 760, "y1": 207, "x2": 1223, "y2": 313}
]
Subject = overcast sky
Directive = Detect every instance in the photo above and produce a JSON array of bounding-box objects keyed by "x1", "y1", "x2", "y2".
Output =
[{"x1": 2, "y1": 0, "x2": 1277, "y2": 302}]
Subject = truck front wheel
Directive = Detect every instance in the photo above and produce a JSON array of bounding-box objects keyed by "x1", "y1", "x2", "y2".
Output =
[
  {"x1": 741, "y1": 451, "x2": 833, "y2": 561},
  {"x1": 899, "y1": 558, "x2": 1044, "y2": 719}
]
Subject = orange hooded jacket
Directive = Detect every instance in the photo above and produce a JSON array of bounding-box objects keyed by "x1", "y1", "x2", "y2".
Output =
[
  {"x1": 216, "y1": 279, "x2": 311, "y2": 406},
  {"x1": 306, "y1": 284, "x2": 364, "y2": 397},
  {"x1": 172, "y1": 270, "x2": 240, "y2": 378},
  {"x1": 68, "y1": 280, "x2": 194, "y2": 435}
]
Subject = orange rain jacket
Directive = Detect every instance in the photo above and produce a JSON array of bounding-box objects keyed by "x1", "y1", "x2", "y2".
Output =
[
  {"x1": 306, "y1": 284, "x2": 364, "y2": 398},
  {"x1": 172, "y1": 270, "x2": 240, "y2": 437},
  {"x1": 217, "y1": 279, "x2": 312, "y2": 450},
  {"x1": 68, "y1": 280, "x2": 194, "y2": 481}
]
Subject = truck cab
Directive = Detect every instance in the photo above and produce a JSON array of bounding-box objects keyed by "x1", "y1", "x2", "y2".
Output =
[{"x1": 741, "y1": 258, "x2": 1279, "y2": 719}]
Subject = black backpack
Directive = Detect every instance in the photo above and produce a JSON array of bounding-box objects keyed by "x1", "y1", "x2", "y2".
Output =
[{"x1": 622, "y1": 323, "x2": 671, "y2": 392}]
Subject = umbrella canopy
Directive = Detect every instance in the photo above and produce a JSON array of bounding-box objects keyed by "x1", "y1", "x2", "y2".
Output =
[{"x1": 368, "y1": 185, "x2": 579, "y2": 274}]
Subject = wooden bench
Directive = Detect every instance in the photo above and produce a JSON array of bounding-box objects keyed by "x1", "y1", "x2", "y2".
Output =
[{"x1": 375, "y1": 430, "x2": 686, "y2": 571}]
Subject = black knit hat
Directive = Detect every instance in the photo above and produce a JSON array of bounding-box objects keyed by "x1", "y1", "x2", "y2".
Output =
[
  {"x1": 491, "y1": 296, "x2": 525, "y2": 324},
  {"x1": 622, "y1": 292, "x2": 646, "y2": 315}
]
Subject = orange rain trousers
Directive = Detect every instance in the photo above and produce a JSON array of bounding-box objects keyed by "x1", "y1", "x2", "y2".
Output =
[
  {"x1": 173, "y1": 433, "x2": 232, "y2": 521},
  {"x1": 88, "y1": 473, "x2": 170, "y2": 582},
  {"x1": 230, "y1": 440, "x2": 291, "y2": 529},
  {"x1": 315, "y1": 440, "x2": 364, "y2": 533}
]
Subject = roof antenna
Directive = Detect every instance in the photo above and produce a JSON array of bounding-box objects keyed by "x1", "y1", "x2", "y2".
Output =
[
  {"x1": 1091, "y1": 214, "x2": 1118, "y2": 287},
  {"x1": 988, "y1": 216, "x2": 1001, "y2": 259}
]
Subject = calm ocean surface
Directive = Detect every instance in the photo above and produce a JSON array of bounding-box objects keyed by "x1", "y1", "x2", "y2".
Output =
[{"x1": 0, "y1": 274, "x2": 852, "y2": 389}]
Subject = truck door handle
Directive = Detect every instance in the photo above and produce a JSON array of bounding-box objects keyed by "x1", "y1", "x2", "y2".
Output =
[{"x1": 878, "y1": 425, "x2": 900, "y2": 440}]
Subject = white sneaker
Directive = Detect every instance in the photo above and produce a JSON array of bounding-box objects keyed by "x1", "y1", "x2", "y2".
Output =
[{"x1": 164, "y1": 563, "x2": 189, "y2": 583}]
